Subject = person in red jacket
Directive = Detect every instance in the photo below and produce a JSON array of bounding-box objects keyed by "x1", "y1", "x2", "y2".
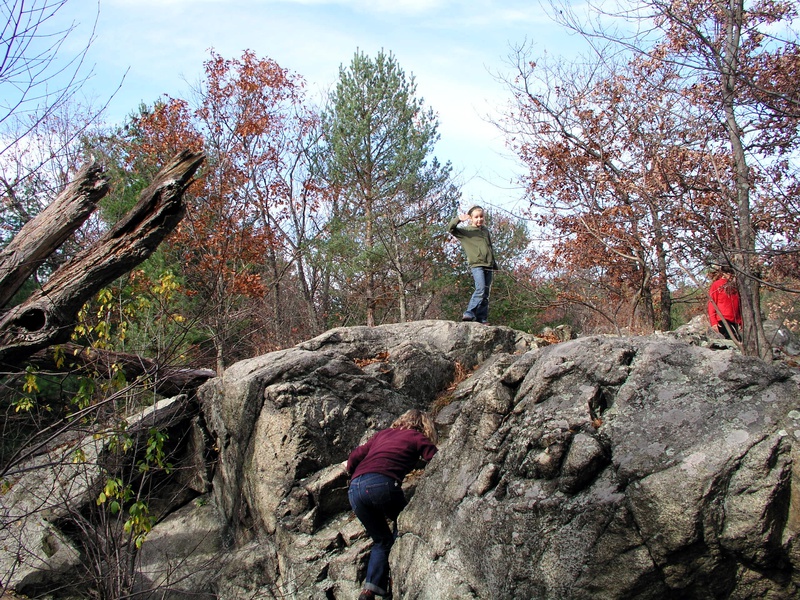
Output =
[
  {"x1": 708, "y1": 266, "x2": 743, "y2": 341},
  {"x1": 347, "y1": 409, "x2": 438, "y2": 600}
]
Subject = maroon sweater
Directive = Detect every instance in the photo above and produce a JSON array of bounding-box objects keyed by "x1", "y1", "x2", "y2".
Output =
[{"x1": 347, "y1": 428, "x2": 438, "y2": 482}]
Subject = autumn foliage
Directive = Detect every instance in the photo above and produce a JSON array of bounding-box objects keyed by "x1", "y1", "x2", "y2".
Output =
[
  {"x1": 501, "y1": 0, "x2": 800, "y2": 353},
  {"x1": 6, "y1": 5, "x2": 800, "y2": 373}
]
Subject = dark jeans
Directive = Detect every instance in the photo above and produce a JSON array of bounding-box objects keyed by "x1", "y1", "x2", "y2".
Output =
[
  {"x1": 465, "y1": 267, "x2": 493, "y2": 323},
  {"x1": 717, "y1": 320, "x2": 741, "y2": 342},
  {"x1": 348, "y1": 473, "x2": 406, "y2": 595}
]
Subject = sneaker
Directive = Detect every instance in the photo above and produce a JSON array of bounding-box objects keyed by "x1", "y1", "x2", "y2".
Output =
[
  {"x1": 461, "y1": 312, "x2": 475, "y2": 321},
  {"x1": 358, "y1": 591, "x2": 376, "y2": 600}
]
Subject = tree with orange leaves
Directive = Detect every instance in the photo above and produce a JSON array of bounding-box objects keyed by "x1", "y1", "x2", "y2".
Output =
[
  {"x1": 111, "y1": 51, "x2": 325, "y2": 373},
  {"x1": 501, "y1": 50, "x2": 724, "y2": 332},
  {"x1": 194, "y1": 51, "x2": 329, "y2": 345},
  {"x1": 502, "y1": 0, "x2": 800, "y2": 353}
]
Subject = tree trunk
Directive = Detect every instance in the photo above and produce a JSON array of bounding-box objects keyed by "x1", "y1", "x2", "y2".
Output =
[
  {"x1": 366, "y1": 196, "x2": 375, "y2": 327},
  {"x1": 414, "y1": 291, "x2": 436, "y2": 321},
  {"x1": 0, "y1": 150, "x2": 204, "y2": 370},
  {"x1": 397, "y1": 270, "x2": 407, "y2": 322},
  {"x1": 720, "y1": 0, "x2": 769, "y2": 359},
  {"x1": 637, "y1": 267, "x2": 656, "y2": 332},
  {"x1": 29, "y1": 342, "x2": 215, "y2": 397},
  {"x1": 394, "y1": 235, "x2": 407, "y2": 322},
  {"x1": 0, "y1": 162, "x2": 110, "y2": 308},
  {"x1": 296, "y1": 253, "x2": 322, "y2": 334},
  {"x1": 652, "y1": 211, "x2": 672, "y2": 331}
]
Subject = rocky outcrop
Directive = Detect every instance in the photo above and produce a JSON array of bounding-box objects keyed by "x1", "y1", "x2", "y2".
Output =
[
  {"x1": 393, "y1": 335, "x2": 800, "y2": 599},
  {"x1": 195, "y1": 321, "x2": 537, "y2": 599},
  {"x1": 3, "y1": 320, "x2": 800, "y2": 599}
]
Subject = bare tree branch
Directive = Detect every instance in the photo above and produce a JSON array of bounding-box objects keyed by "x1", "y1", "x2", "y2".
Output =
[{"x1": 0, "y1": 0, "x2": 99, "y2": 154}]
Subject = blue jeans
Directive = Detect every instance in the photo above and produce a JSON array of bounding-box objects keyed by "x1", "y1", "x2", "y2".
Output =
[
  {"x1": 465, "y1": 267, "x2": 493, "y2": 323},
  {"x1": 348, "y1": 473, "x2": 406, "y2": 595}
]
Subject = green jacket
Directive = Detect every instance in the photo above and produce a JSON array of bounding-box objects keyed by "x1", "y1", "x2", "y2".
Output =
[{"x1": 448, "y1": 216, "x2": 497, "y2": 269}]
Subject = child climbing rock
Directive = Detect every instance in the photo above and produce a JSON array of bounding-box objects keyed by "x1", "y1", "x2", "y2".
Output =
[{"x1": 347, "y1": 409, "x2": 439, "y2": 600}]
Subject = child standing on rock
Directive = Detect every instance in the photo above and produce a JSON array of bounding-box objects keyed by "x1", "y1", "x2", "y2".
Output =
[
  {"x1": 448, "y1": 205, "x2": 498, "y2": 324},
  {"x1": 708, "y1": 265, "x2": 743, "y2": 341}
]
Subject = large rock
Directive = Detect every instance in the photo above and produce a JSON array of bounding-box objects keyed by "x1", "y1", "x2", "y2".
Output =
[
  {"x1": 194, "y1": 321, "x2": 538, "y2": 598},
  {"x1": 4, "y1": 321, "x2": 800, "y2": 599},
  {"x1": 763, "y1": 319, "x2": 800, "y2": 357},
  {"x1": 393, "y1": 335, "x2": 800, "y2": 599},
  {"x1": 191, "y1": 323, "x2": 800, "y2": 599}
]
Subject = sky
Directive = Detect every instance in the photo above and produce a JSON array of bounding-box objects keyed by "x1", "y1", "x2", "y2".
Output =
[{"x1": 54, "y1": 0, "x2": 585, "y2": 216}]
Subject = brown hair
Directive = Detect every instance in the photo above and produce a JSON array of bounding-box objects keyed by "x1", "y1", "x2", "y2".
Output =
[
  {"x1": 467, "y1": 205, "x2": 484, "y2": 216},
  {"x1": 391, "y1": 409, "x2": 438, "y2": 445},
  {"x1": 711, "y1": 265, "x2": 735, "y2": 280}
]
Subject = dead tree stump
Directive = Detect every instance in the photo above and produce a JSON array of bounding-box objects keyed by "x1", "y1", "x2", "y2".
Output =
[{"x1": 0, "y1": 150, "x2": 205, "y2": 370}]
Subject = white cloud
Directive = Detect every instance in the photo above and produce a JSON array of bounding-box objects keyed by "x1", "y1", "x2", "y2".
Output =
[{"x1": 59, "y1": 0, "x2": 582, "y2": 209}]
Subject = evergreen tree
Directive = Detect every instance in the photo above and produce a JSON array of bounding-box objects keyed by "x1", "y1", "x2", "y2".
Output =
[{"x1": 321, "y1": 49, "x2": 456, "y2": 326}]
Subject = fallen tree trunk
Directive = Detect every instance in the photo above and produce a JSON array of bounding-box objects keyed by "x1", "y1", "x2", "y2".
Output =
[
  {"x1": 29, "y1": 342, "x2": 216, "y2": 398},
  {"x1": 0, "y1": 150, "x2": 205, "y2": 370},
  {"x1": 0, "y1": 163, "x2": 110, "y2": 308}
]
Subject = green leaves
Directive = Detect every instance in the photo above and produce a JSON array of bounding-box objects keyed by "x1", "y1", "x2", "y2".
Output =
[
  {"x1": 96, "y1": 476, "x2": 154, "y2": 549},
  {"x1": 320, "y1": 49, "x2": 457, "y2": 324},
  {"x1": 139, "y1": 427, "x2": 172, "y2": 473},
  {"x1": 323, "y1": 49, "x2": 438, "y2": 196}
]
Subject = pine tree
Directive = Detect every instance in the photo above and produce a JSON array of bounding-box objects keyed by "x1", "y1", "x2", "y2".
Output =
[{"x1": 321, "y1": 49, "x2": 456, "y2": 326}]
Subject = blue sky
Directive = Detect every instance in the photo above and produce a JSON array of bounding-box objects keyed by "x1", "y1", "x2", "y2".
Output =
[{"x1": 58, "y1": 0, "x2": 584, "y2": 214}]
